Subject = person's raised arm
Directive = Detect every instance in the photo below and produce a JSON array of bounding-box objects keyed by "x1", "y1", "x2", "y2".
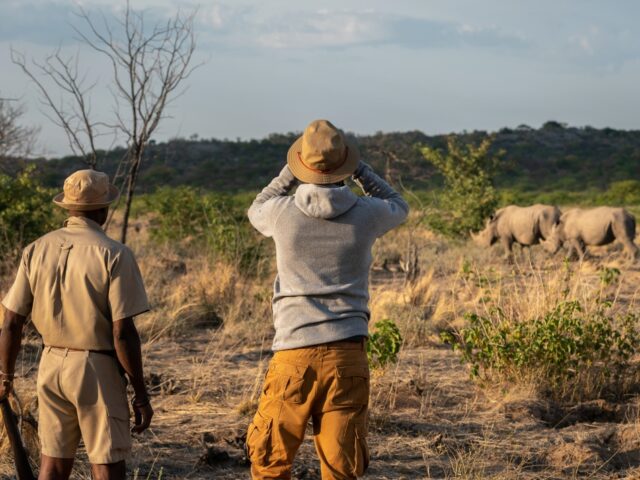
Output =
[
  {"x1": 351, "y1": 161, "x2": 409, "y2": 235},
  {"x1": 0, "y1": 309, "x2": 26, "y2": 400},
  {"x1": 248, "y1": 165, "x2": 299, "y2": 237},
  {"x1": 113, "y1": 317, "x2": 153, "y2": 433}
]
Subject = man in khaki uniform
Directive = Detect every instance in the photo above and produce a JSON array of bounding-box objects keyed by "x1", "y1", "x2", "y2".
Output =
[
  {"x1": 0, "y1": 170, "x2": 153, "y2": 480},
  {"x1": 247, "y1": 120, "x2": 409, "y2": 479}
]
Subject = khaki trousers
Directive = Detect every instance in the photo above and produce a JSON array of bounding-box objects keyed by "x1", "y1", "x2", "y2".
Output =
[
  {"x1": 247, "y1": 341, "x2": 370, "y2": 480},
  {"x1": 37, "y1": 347, "x2": 131, "y2": 464}
]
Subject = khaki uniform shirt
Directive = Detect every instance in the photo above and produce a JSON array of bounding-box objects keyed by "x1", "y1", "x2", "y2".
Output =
[{"x1": 2, "y1": 216, "x2": 149, "y2": 350}]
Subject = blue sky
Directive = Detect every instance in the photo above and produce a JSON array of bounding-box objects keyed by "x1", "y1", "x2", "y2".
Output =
[{"x1": 1, "y1": 0, "x2": 639, "y2": 156}]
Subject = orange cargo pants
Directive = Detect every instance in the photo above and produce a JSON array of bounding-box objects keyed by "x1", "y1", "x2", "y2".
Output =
[{"x1": 246, "y1": 340, "x2": 370, "y2": 479}]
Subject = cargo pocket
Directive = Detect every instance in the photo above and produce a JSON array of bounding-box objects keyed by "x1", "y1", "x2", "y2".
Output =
[
  {"x1": 263, "y1": 362, "x2": 308, "y2": 404},
  {"x1": 331, "y1": 417, "x2": 370, "y2": 478},
  {"x1": 107, "y1": 407, "x2": 132, "y2": 451},
  {"x1": 103, "y1": 366, "x2": 132, "y2": 453},
  {"x1": 353, "y1": 422, "x2": 370, "y2": 476},
  {"x1": 332, "y1": 365, "x2": 370, "y2": 406},
  {"x1": 246, "y1": 410, "x2": 273, "y2": 465}
]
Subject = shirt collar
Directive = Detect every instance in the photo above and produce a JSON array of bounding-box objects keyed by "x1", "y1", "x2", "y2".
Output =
[{"x1": 64, "y1": 216, "x2": 105, "y2": 231}]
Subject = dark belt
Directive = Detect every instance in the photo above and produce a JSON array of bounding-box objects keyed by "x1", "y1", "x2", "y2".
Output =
[
  {"x1": 324, "y1": 336, "x2": 367, "y2": 346},
  {"x1": 44, "y1": 345, "x2": 117, "y2": 358}
]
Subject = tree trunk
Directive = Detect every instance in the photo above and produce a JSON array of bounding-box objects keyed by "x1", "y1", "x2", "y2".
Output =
[{"x1": 119, "y1": 149, "x2": 143, "y2": 244}]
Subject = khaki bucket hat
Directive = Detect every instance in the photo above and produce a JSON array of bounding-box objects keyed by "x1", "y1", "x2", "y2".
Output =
[
  {"x1": 53, "y1": 169, "x2": 120, "y2": 211},
  {"x1": 287, "y1": 119, "x2": 360, "y2": 184}
]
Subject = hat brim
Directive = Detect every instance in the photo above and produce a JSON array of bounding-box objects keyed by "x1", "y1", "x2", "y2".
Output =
[
  {"x1": 53, "y1": 184, "x2": 120, "y2": 211},
  {"x1": 287, "y1": 136, "x2": 360, "y2": 184}
]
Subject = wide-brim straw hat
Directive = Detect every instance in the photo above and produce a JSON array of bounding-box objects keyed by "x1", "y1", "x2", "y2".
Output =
[
  {"x1": 287, "y1": 119, "x2": 360, "y2": 184},
  {"x1": 53, "y1": 169, "x2": 120, "y2": 211}
]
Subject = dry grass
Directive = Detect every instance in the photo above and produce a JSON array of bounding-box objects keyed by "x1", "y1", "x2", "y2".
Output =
[{"x1": 2, "y1": 219, "x2": 640, "y2": 478}]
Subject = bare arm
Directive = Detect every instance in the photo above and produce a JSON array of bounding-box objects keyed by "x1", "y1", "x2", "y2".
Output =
[
  {"x1": 0, "y1": 309, "x2": 26, "y2": 400},
  {"x1": 113, "y1": 317, "x2": 153, "y2": 433}
]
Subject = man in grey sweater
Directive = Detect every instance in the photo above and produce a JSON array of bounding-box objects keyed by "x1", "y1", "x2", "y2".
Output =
[{"x1": 246, "y1": 119, "x2": 408, "y2": 480}]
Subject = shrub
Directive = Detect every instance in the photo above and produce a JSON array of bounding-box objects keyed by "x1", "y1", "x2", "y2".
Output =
[
  {"x1": 420, "y1": 136, "x2": 502, "y2": 238},
  {"x1": 0, "y1": 166, "x2": 60, "y2": 262},
  {"x1": 599, "y1": 180, "x2": 640, "y2": 206},
  {"x1": 367, "y1": 319, "x2": 403, "y2": 369},
  {"x1": 599, "y1": 267, "x2": 621, "y2": 286},
  {"x1": 441, "y1": 301, "x2": 640, "y2": 401},
  {"x1": 141, "y1": 187, "x2": 265, "y2": 275}
]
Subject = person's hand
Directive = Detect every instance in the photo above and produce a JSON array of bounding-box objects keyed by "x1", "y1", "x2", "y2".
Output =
[
  {"x1": 352, "y1": 160, "x2": 367, "y2": 178},
  {"x1": 131, "y1": 398, "x2": 153, "y2": 434},
  {"x1": 281, "y1": 164, "x2": 300, "y2": 186},
  {"x1": 0, "y1": 378, "x2": 13, "y2": 402}
]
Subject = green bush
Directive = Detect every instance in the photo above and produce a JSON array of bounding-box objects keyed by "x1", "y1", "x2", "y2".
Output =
[
  {"x1": 141, "y1": 186, "x2": 265, "y2": 274},
  {"x1": 0, "y1": 166, "x2": 61, "y2": 262},
  {"x1": 420, "y1": 136, "x2": 502, "y2": 238},
  {"x1": 598, "y1": 180, "x2": 640, "y2": 206},
  {"x1": 441, "y1": 301, "x2": 640, "y2": 401},
  {"x1": 367, "y1": 319, "x2": 403, "y2": 369},
  {"x1": 599, "y1": 267, "x2": 621, "y2": 286}
]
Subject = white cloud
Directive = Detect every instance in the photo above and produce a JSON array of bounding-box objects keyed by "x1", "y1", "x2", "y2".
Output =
[
  {"x1": 562, "y1": 25, "x2": 640, "y2": 67},
  {"x1": 252, "y1": 9, "x2": 527, "y2": 51},
  {"x1": 257, "y1": 11, "x2": 386, "y2": 49},
  {"x1": 3, "y1": 1, "x2": 638, "y2": 69},
  {"x1": 570, "y1": 34, "x2": 594, "y2": 55},
  {"x1": 196, "y1": 3, "x2": 251, "y2": 32}
]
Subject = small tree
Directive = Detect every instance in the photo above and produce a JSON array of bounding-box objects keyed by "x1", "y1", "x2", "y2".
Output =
[
  {"x1": 12, "y1": 2, "x2": 197, "y2": 243},
  {"x1": 420, "y1": 136, "x2": 502, "y2": 238}
]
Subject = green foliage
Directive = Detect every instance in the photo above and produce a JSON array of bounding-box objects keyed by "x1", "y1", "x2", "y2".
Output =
[
  {"x1": 0, "y1": 166, "x2": 61, "y2": 261},
  {"x1": 141, "y1": 186, "x2": 264, "y2": 274},
  {"x1": 441, "y1": 301, "x2": 640, "y2": 401},
  {"x1": 598, "y1": 180, "x2": 640, "y2": 206},
  {"x1": 599, "y1": 267, "x2": 621, "y2": 286},
  {"x1": 367, "y1": 319, "x2": 403, "y2": 369},
  {"x1": 14, "y1": 125, "x2": 640, "y2": 198},
  {"x1": 420, "y1": 136, "x2": 502, "y2": 238}
]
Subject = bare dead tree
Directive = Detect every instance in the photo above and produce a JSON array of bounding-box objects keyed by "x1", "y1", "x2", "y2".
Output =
[
  {"x1": 0, "y1": 96, "x2": 39, "y2": 169},
  {"x1": 12, "y1": 2, "x2": 197, "y2": 243},
  {"x1": 11, "y1": 49, "x2": 103, "y2": 169},
  {"x1": 75, "y1": 3, "x2": 197, "y2": 243}
]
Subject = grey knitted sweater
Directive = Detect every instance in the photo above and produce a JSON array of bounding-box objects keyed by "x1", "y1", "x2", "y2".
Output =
[{"x1": 248, "y1": 162, "x2": 409, "y2": 351}]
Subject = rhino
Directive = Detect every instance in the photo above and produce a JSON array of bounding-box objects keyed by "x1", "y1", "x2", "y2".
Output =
[
  {"x1": 471, "y1": 204, "x2": 561, "y2": 257},
  {"x1": 541, "y1": 207, "x2": 639, "y2": 260}
]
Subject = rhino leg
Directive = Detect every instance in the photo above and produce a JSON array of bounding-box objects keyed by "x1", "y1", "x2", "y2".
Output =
[
  {"x1": 567, "y1": 238, "x2": 586, "y2": 261},
  {"x1": 612, "y1": 218, "x2": 639, "y2": 261},
  {"x1": 500, "y1": 236, "x2": 514, "y2": 260},
  {"x1": 624, "y1": 241, "x2": 639, "y2": 261}
]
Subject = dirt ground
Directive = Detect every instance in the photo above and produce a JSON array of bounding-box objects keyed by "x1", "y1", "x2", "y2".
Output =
[
  {"x1": 4, "y1": 324, "x2": 640, "y2": 479},
  {"x1": 2, "y1": 234, "x2": 640, "y2": 479}
]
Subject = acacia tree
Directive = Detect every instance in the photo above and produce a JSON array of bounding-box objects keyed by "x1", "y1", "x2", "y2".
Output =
[
  {"x1": 12, "y1": 2, "x2": 197, "y2": 243},
  {"x1": 420, "y1": 136, "x2": 503, "y2": 238}
]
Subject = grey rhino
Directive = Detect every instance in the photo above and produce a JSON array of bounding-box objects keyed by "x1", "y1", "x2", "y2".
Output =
[
  {"x1": 542, "y1": 207, "x2": 639, "y2": 260},
  {"x1": 471, "y1": 204, "x2": 561, "y2": 257}
]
